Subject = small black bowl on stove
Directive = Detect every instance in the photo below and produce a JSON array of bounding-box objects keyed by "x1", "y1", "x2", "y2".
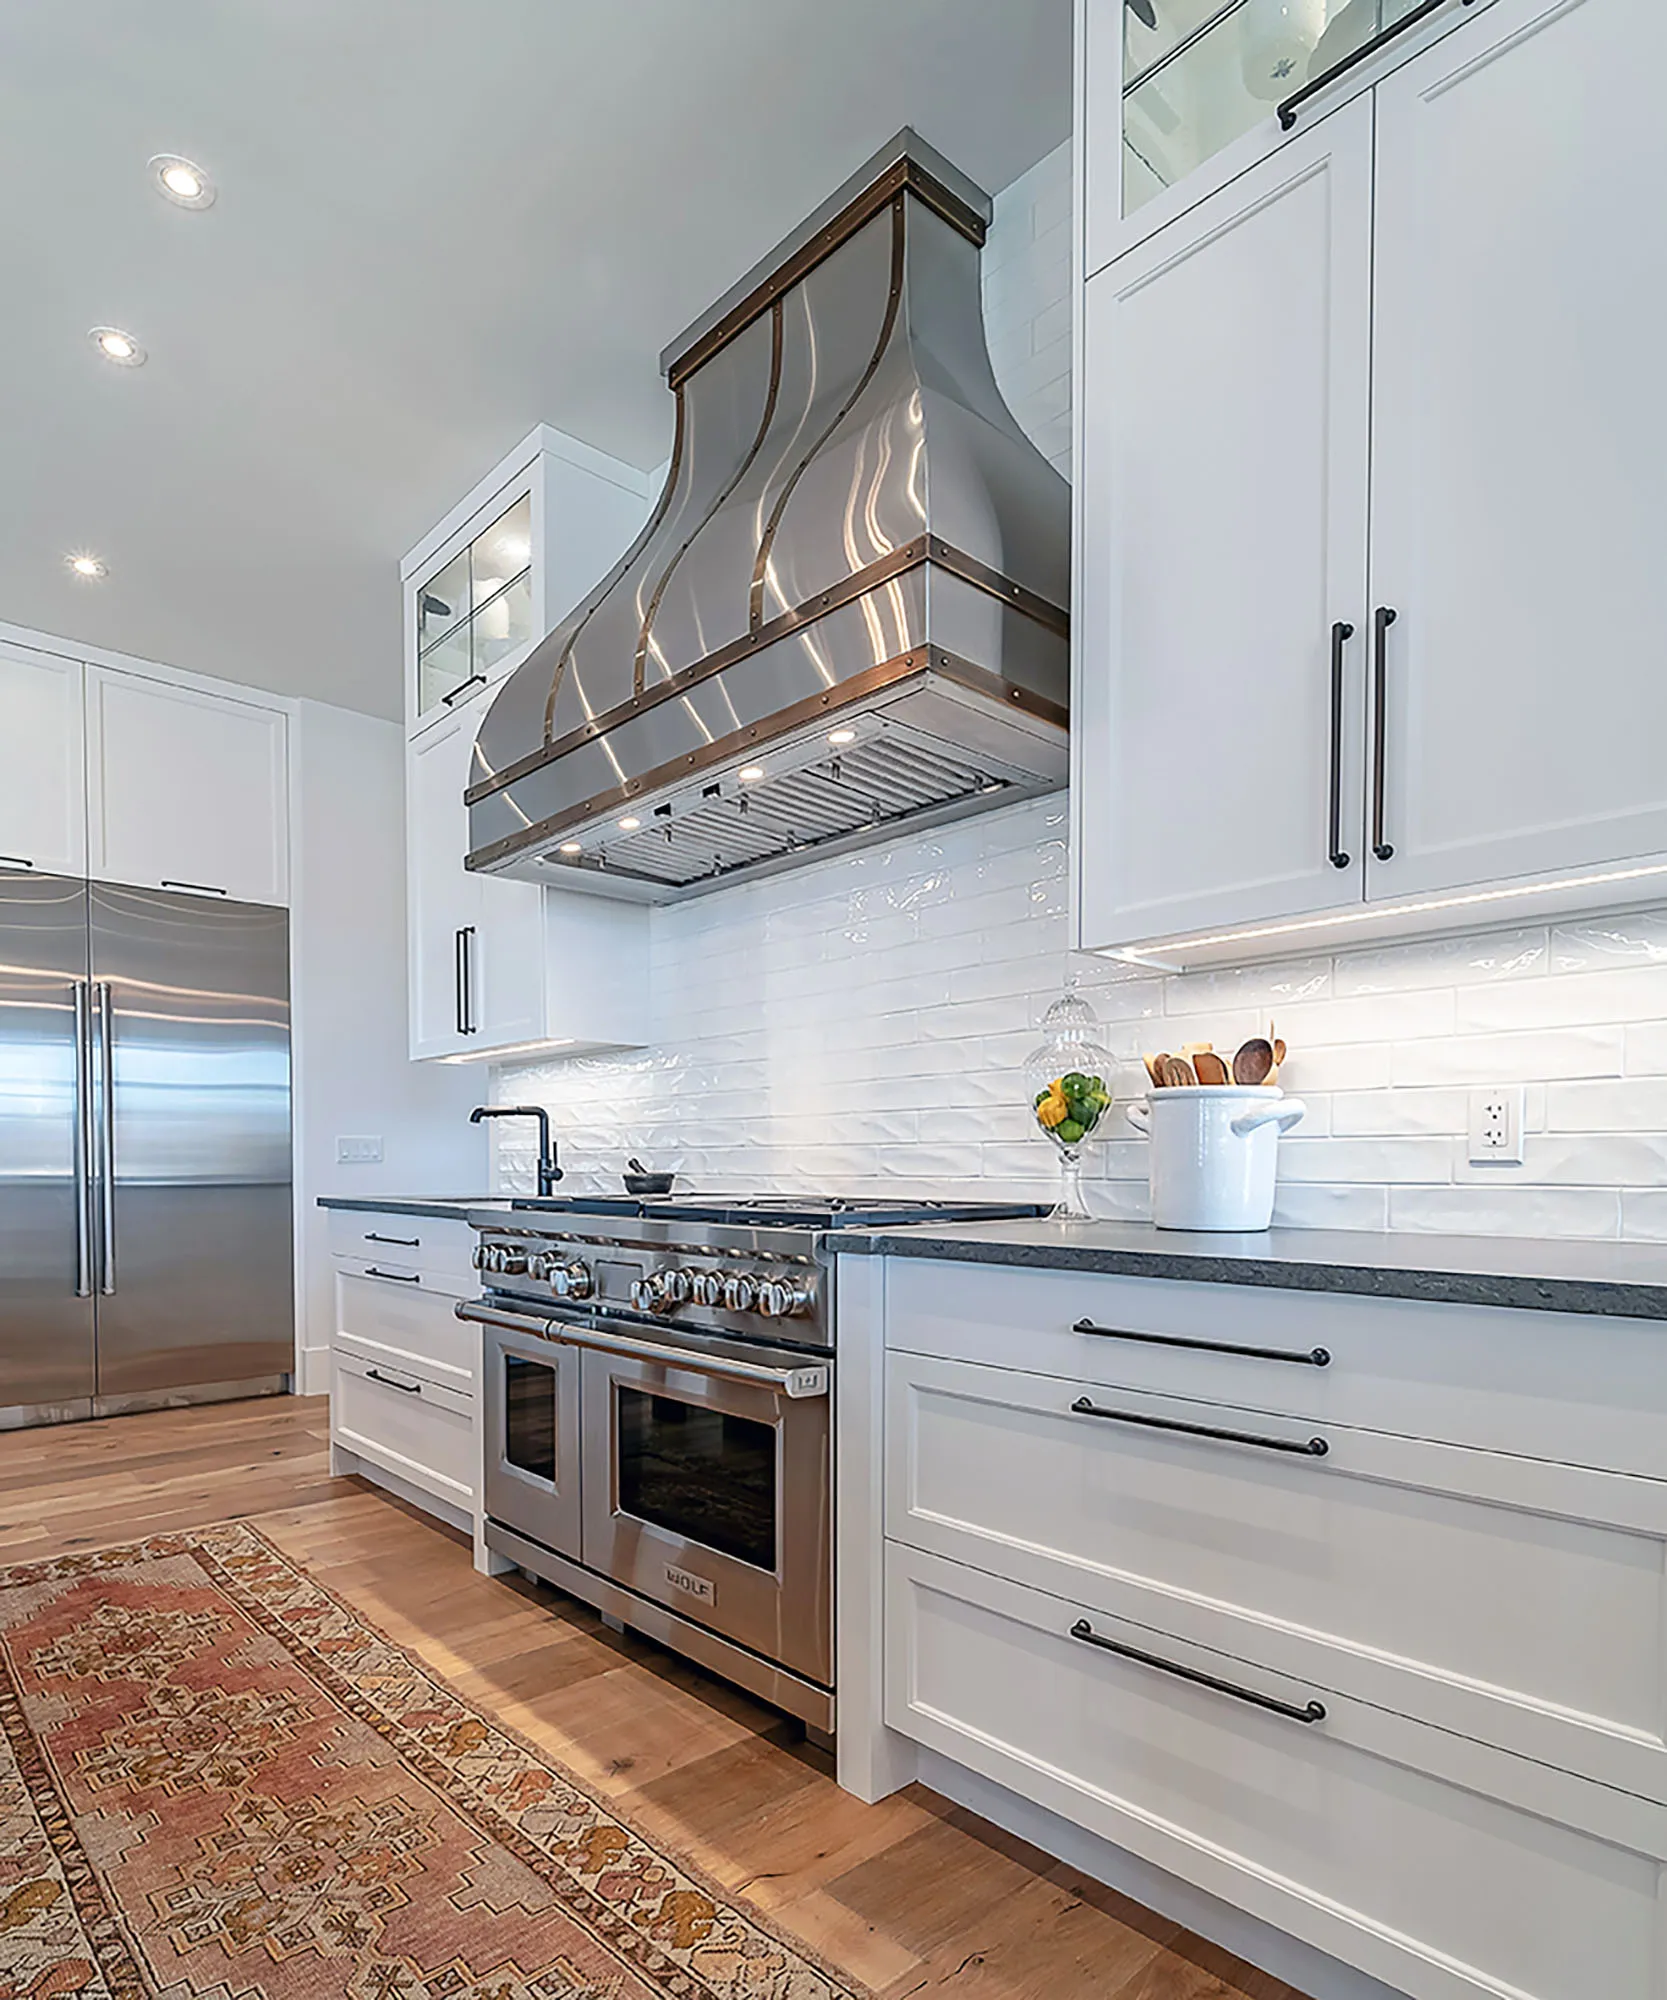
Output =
[{"x1": 623, "y1": 1157, "x2": 676, "y2": 1196}]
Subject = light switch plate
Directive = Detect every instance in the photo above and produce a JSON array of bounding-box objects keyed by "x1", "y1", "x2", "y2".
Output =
[
  {"x1": 1467, "y1": 1088, "x2": 1524, "y2": 1166},
  {"x1": 336, "y1": 1135, "x2": 384, "y2": 1164}
]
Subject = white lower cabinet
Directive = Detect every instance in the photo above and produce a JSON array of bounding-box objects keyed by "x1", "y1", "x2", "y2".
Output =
[
  {"x1": 887, "y1": 1543, "x2": 1667, "y2": 2000},
  {"x1": 874, "y1": 1259, "x2": 1667, "y2": 2000},
  {"x1": 329, "y1": 1236, "x2": 478, "y2": 1526}
]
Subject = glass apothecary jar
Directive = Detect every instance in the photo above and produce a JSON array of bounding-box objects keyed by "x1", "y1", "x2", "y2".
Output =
[{"x1": 1025, "y1": 985, "x2": 1114, "y2": 1221}]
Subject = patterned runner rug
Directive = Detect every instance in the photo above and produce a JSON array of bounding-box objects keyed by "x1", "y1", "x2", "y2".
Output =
[{"x1": 0, "y1": 1521, "x2": 861, "y2": 2000}]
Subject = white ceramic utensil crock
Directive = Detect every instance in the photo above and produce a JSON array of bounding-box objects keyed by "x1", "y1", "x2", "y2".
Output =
[{"x1": 1125, "y1": 1086, "x2": 1306, "y2": 1231}]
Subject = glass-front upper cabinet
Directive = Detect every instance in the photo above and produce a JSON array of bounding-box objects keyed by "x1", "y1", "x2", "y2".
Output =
[
  {"x1": 414, "y1": 492, "x2": 534, "y2": 718},
  {"x1": 1120, "y1": 0, "x2": 1427, "y2": 217}
]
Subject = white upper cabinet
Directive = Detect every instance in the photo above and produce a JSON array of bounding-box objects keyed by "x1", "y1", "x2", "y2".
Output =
[
  {"x1": 404, "y1": 427, "x2": 651, "y2": 738},
  {"x1": 1076, "y1": 0, "x2": 1664, "y2": 963},
  {"x1": 0, "y1": 642, "x2": 86, "y2": 877},
  {"x1": 1366, "y1": 0, "x2": 1667, "y2": 900},
  {"x1": 86, "y1": 669, "x2": 289, "y2": 905},
  {"x1": 1076, "y1": 96, "x2": 1373, "y2": 950},
  {"x1": 405, "y1": 681, "x2": 648, "y2": 1062}
]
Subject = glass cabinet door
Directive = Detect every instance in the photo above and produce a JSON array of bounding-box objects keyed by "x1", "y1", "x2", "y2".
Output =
[
  {"x1": 415, "y1": 491, "x2": 536, "y2": 718},
  {"x1": 1122, "y1": 0, "x2": 1414, "y2": 216}
]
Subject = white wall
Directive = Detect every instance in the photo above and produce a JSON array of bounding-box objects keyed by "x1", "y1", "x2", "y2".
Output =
[
  {"x1": 290, "y1": 700, "x2": 484, "y2": 1387},
  {"x1": 486, "y1": 137, "x2": 1667, "y2": 1245}
]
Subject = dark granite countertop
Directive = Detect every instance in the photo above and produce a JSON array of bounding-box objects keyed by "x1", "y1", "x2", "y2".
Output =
[
  {"x1": 833, "y1": 1219, "x2": 1667, "y2": 1320},
  {"x1": 317, "y1": 1196, "x2": 519, "y2": 1223}
]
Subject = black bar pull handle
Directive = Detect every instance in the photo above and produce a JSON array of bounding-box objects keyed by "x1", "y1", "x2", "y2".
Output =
[
  {"x1": 1279, "y1": 0, "x2": 1474, "y2": 129},
  {"x1": 1073, "y1": 1318, "x2": 1330, "y2": 1367},
  {"x1": 1070, "y1": 1395, "x2": 1329, "y2": 1457},
  {"x1": 1070, "y1": 1620, "x2": 1326, "y2": 1724},
  {"x1": 1327, "y1": 619, "x2": 1354, "y2": 871},
  {"x1": 365, "y1": 1368, "x2": 423, "y2": 1395},
  {"x1": 454, "y1": 927, "x2": 467, "y2": 1037},
  {"x1": 460, "y1": 925, "x2": 477, "y2": 1035},
  {"x1": 161, "y1": 879, "x2": 228, "y2": 896},
  {"x1": 365, "y1": 1232, "x2": 421, "y2": 1248},
  {"x1": 1371, "y1": 606, "x2": 1398, "y2": 861},
  {"x1": 364, "y1": 1266, "x2": 422, "y2": 1284},
  {"x1": 441, "y1": 672, "x2": 488, "y2": 707}
]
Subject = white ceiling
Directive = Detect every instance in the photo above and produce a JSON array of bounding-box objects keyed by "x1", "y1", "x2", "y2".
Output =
[{"x1": 0, "y1": 1, "x2": 1070, "y2": 720}]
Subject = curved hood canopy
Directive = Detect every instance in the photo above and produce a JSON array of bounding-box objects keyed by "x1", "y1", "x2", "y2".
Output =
[{"x1": 467, "y1": 129, "x2": 1070, "y2": 899}]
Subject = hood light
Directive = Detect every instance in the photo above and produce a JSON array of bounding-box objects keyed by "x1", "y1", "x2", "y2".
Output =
[
  {"x1": 559, "y1": 840, "x2": 583, "y2": 855},
  {"x1": 827, "y1": 728, "x2": 857, "y2": 747},
  {"x1": 90, "y1": 327, "x2": 145, "y2": 367},
  {"x1": 738, "y1": 764, "x2": 766, "y2": 782},
  {"x1": 150, "y1": 154, "x2": 216, "y2": 209},
  {"x1": 617, "y1": 816, "x2": 641, "y2": 831},
  {"x1": 67, "y1": 554, "x2": 107, "y2": 579}
]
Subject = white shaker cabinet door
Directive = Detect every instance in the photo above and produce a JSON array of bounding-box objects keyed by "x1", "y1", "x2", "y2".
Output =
[
  {"x1": 1076, "y1": 95, "x2": 1373, "y2": 954},
  {"x1": 0, "y1": 643, "x2": 85, "y2": 877},
  {"x1": 85, "y1": 669, "x2": 288, "y2": 904},
  {"x1": 406, "y1": 703, "x2": 478, "y2": 1060},
  {"x1": 1367, "y1": 0, "x2": 1667, "y2": 901}
]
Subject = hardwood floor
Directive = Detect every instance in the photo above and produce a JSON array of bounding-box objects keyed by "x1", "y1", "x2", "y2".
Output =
[{"x1": 0, "y1": 1395, "x2": 1309, "y2": 2000}]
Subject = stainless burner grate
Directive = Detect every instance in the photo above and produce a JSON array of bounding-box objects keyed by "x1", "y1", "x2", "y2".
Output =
[{"x1": 583, "y1": 736, "x2": 1009, "y2": 888}]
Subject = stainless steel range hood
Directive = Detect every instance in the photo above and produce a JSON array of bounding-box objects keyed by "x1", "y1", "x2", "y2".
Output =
[{"x1": 466, "y1": 129, "x2": 1070, "y2": 900}]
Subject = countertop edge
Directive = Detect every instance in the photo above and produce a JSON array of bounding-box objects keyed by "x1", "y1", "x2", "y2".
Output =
[
  {"x1": 830, "y1": 1231, "x2": 1667, "y2": 1321},
  {"x1": 316, "y1": 1196, "x2": 513, "y2": 1222}
]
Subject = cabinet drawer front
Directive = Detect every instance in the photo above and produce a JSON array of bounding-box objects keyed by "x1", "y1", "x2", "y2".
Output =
[
  {"x1": 333, "y1": 1254, "x2": 475, "y2": 1305},
  {"x1": 335, "y1": 1273, "x2": 474, "y2": 1386},
  {"x1": 887, "y1": 1545, "x2": 1667, "y2": 2000},
  {"x1": 883, "y1": 1257, "x2": 1667, "y2": 1475},
  {"x1": 332, "y1": 1351, "x2": 474, "y2": 1506},
  {"x1": 327, "y1": 1210, "x2": 478, "y2": 1285},
  {"x1": 887, "y1": 1352, "x2": 1667, "y2": 1800}
]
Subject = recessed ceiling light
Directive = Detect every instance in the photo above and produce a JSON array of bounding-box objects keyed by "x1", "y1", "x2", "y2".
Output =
[
  {"x1": 89, "y1": 327, "x2": 145, "y2": 367},
  {"x1": 149, "y1": 154, "x2": 216, "y2": 209},
  {"x1": 827, "y1": 728, "x2": 857, "y2": 746},
  {"x1": 617, "y1": 816, "x2": 641, "y2": 831},
  {"x1": 738, "y1": 764, "x2": 766, "y2": 782},
  {"x1": 559, "y1": 840, "x2": 583, "y2": 855},
  {"x1": 67, "y1": 554, "x2": 107, "y2": 580}
]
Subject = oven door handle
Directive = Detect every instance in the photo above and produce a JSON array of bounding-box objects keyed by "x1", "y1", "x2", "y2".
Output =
[
  {"x1": 456, "y1": 1297, "x2": 829, "y2": 1398},
  {"x1": 564, "y1": 1324, "x2": 830, "y2": 1399}
]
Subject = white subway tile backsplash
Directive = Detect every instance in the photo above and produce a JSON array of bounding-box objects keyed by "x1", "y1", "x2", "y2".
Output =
[
  {"x1": 1329, "y1": 1089, "x2": 1468, "y2": 1137},
  {"x1": 1454, "y1": 965, "x2": 1667, "y2": 1033},
  {"x1": 1392, "y1": 1027, "x2": 1624, "y2": 1087},
  {"x1": 1388, "y1": 1186, "x2": 1621, "y2": 1239},
  {"x1": 1552, "y1": 912, "x2": 1667, "y2": 970},
  {"x1": 1333, "y1": 927, "x2": 1548, "y2": 995},
  {"x1": 1545, "y1": 1078, "x2": 1667, "y2": 1132}
]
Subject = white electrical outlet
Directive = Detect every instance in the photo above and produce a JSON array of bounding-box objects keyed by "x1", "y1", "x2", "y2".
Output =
[
  {"x1": 1467, "y1": 1088, "x2": 1524, "y2": 1166},
  {"x1": 336, "y1": 1135, "x2": 384, "y2": 1164}
]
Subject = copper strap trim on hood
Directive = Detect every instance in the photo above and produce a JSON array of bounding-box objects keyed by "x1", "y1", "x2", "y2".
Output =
[
  {"x1": 748, "y1": 197, "x2": 905, "y2": 635},
  {"x1": 633, "y1": 299, "x2": 785, "y2": 698},
  {"x1": 466, "y1": 644, "x2": 1067, "y2": 871},
  {"x1": 540, "y1": 385, "x2": 691, "y2": 740},
  {"x1": 467, "y1": 532, "x2": 1068, "y2": 808},
  {"x1": 664, "y1": 154, "x2": 986, "y2": 392}
]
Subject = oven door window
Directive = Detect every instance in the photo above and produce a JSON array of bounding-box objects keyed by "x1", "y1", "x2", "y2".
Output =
[
  {"x1": 504, "y1": 1353, "x2": 560, "y2": 1485},
  {"x1": 616, "y1": 1387, "x2": 777, "y2": 1573}
]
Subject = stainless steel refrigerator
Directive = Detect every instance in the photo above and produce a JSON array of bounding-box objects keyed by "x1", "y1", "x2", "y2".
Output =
[{"x1": 0, "y1": 874, "x2": 292, "y2": 1425}]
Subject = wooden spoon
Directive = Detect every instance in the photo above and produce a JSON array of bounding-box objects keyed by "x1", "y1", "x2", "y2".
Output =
[
  {"x1": 1157, "y1": 1053, "x2": 1198, "y2": 1088},
  {"x1": 1193, "y1": 1050, "x2": 1230, "y2": 1085},
  {"x1": 1141, "y1": 1052, "x2": 1163, "y2": 1087},
  {"x1": 1232, "y1": 1037, "x2": 1276, "y2": 1086},
  {"x1": 1274, "y1": 1038, "x2": 1287, "y2": 1067}
]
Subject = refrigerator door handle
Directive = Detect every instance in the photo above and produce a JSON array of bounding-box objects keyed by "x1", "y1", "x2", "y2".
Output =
[
  {"x1": 95, "y1": 980, "x2": 116, "y2": 1296},
  {"x1": 72, "y1": 983, "x2": 93, "y2": 1299}
]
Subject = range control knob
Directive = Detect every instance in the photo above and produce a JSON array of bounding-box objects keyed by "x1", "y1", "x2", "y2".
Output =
[
  {"x1": 721, "y1": 1272, "x2": 760, "y2": 1313},
  {"x1": 757, "y1": 1278, "x2": 814, "y2": 1320},
  {"x1": 631, "y1": 1268, "x2": 691, "y2": 1313},
  {"x1": 525, "y1": 1250, "x2": 556, "y2": 1282},
  {"x1": 549, "y1": 1259, "x2": 594, "y2": 1301},
  {"x1": 479, "y1": 1243, "x2": 527, "y2": 1276},
  {"x1": 690, "y1": 1270, "x2": 725, "y2": 1307}
]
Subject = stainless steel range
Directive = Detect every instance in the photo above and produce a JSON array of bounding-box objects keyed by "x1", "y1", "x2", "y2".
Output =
[{"x1": 457, "y1": 1194, "x2": 1041, "y2": 1735}]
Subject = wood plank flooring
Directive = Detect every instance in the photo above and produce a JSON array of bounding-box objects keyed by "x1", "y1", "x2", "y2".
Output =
[{"x1": 0, "y1": 1395, "x2": 1309, "y2": 2000}]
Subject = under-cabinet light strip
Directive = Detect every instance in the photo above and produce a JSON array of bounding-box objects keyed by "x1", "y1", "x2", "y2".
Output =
[{"x1": 1104, "y1": 860, "x2": 1667, "y2": 965}]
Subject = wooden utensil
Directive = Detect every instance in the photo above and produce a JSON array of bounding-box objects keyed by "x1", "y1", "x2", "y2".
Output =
[
  {"x1": 1142, "y1": 1052, "x2": 1163, "y2": 1086},
  {"x1": 1193, "y1": 1050, "x2": 1230, "y2": 1085},
  {"x1": 1232, "y1": 1037, "x2": 1276, "y2": 1086},
  {"x1": 1157, "y1": 1053, "x2": 1198, "y2": 1087},
  {"x1": 1274, "y1": 1038, "x2": 1287, "y2": 1067}
]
